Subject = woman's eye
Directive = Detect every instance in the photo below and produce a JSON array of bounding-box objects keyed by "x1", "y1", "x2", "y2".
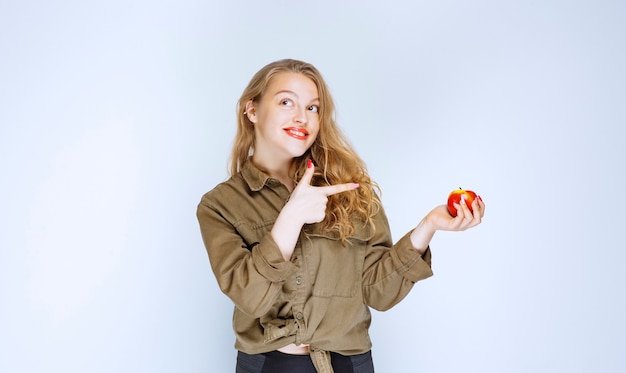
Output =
[
  {"x1": 280, "y1": 99, "x2": 293, "y2": 107},
  {"x1": 309, "y1": 105, "x2": 320, "y2": 113}
]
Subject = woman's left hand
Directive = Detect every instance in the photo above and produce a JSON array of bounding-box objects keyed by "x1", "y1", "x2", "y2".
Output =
[
  {"x1": 410, "y1": 196, "x2": 485, "y2": 254},
  {"x1": 430, "y1": 195, "x2": 485, "y2": 232}
]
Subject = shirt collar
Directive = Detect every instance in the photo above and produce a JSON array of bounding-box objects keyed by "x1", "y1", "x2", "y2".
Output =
[{"x1": 240, "y1": 158, "x2": 273, "y2": 192}]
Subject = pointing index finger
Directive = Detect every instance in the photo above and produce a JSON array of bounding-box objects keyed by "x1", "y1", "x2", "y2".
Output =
[{"x1": 321, "y1": 183, "x2": 360, "y2": 196}]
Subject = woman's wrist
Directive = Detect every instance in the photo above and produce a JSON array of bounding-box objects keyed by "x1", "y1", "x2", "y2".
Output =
[
  {"x1": 410, "y1": 215, "x2": 436, "y2": 255},
  {"x1": 271, "y1": 206, "x2": 305, "y2": 261}
]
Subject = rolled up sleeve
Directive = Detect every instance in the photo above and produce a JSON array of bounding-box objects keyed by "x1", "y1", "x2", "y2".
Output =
[
  {"x1": 362, "y1": 209, "x2": 433, "y2": 311},
  {"x1": 197, "y1": 197, "x2": 297, "y2": 317}
]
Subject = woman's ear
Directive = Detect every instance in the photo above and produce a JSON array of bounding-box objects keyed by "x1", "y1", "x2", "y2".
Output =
[{"x1": 245, "y1": 100, "x2": 257, "y2": 123}]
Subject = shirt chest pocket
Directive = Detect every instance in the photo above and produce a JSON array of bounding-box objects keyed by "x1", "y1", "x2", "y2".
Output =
[
  {"x1": 234, "y1": 220, "x2": 275, "y2": 251},
  {"x1": 305, "y1": 226, "x2": 371, "y2": 298}
]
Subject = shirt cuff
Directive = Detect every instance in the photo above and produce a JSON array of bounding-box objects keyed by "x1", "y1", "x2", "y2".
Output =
[
  {"x1": 251, "y1": 233, "x2": 298, "y2": 282},
  {"x1": 394, "y1": 231, "x2": 434, "y2": 283}
]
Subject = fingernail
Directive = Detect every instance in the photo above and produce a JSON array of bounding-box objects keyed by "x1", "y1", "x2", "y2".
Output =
[
  {"x1": 352, "y1": 183, "x2": 360, "y2": 189},
  {"x1": 307, "y1": 159, "x2": 313, "y2": 168}
]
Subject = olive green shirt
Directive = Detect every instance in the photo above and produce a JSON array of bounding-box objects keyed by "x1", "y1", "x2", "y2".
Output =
[{"x1": 196, "y1": 160, "x2": 433, "y2": 358}]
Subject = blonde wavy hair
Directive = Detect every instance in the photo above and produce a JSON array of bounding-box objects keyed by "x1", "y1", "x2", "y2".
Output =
[{"x1": 229, "y1": 59, "x2": 380, "y2": 243}]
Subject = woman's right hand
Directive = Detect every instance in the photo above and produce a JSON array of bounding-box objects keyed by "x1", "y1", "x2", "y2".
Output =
[
  {"x1": 271, "y1": 160, "x2": 359, "y2": 260},
  {"x1": 287, "y1": 159, "x2": 360, "y2": 225}
]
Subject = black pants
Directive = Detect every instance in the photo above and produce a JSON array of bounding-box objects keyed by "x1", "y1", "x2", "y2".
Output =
[{"x1": 236, "y1": 350, "x2": 375, "y2": 373}]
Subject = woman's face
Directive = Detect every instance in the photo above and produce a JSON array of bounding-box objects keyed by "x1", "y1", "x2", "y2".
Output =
[{"x1": 247, "y1": 72, "x2": 320, "y2": 166}]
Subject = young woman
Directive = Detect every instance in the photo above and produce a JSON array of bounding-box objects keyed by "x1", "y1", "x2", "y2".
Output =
[{"x1": 196, "y1": 59, "x2": 485, "y2": 373}]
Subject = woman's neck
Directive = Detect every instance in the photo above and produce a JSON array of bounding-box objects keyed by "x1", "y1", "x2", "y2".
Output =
[{"x1": 251, "y1": 156, "x2": 295, "y2": 191}]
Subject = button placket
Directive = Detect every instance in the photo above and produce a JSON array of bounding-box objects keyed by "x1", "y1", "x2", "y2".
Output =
[{"x1": 291, "y1": 239, "x2": 307, "y2": 341}]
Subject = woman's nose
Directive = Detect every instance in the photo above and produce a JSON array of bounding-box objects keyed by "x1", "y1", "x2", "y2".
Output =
[{"x1": 293, "y1": 107, "x2": 308, "y2": 125}]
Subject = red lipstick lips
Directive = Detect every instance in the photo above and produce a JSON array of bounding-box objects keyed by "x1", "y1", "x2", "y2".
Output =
[{"x1": 284, "y1": 127, "x2": 309, "y2": 140}]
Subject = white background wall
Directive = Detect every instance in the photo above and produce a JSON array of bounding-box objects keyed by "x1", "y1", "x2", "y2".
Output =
[{"x1": 1, "y1": 0, "x2": 625, "y2": 372}]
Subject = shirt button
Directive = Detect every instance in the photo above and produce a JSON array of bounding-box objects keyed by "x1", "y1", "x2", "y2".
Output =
[
  {"x1": 295, "y1": 276, "x2": 302, "y2": 285},
  {"x1": 296, "y1": 312, "x2": 303, "y2": 320}
]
